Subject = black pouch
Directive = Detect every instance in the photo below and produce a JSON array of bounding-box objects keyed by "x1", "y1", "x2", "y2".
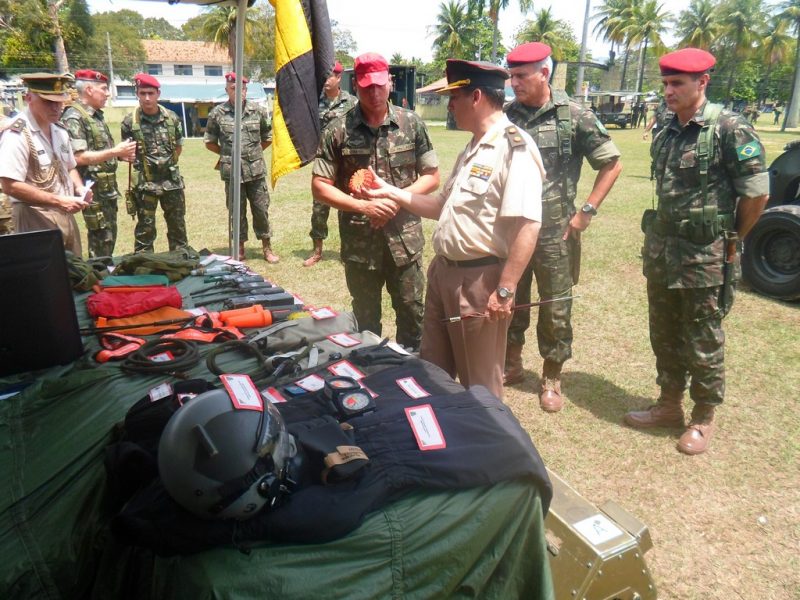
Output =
[{"x1": 641, "y1": 209, "x2": 658, "y2": 234}]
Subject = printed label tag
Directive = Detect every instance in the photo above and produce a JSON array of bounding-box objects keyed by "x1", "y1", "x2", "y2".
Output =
[
  {"x1": 327, "y1": 360, "x2": 366, "y2": 380},
  {"x1": 148, "y1": 351, "x2": 174, "y2": 363},
  {"x1": 148, "y1": 382, "x2": 173, "y2": 403},
  {"x1": 405, "y1": 404, "x2": 446, "y2": 450},
  {"x1": 327, "y1": 332, "x2": 361, "y2": 348},
  {"x1": 261, "y1": 386, "x2": 287, "y2": 404},
  {"x1": 310, "y1": 306, "x2": 338, "y2": 320},
  {"x1": 220, "y1": 374, "x2": 263, "y2": 411},
  {"x1": 397, "y1": 376, "x2": 430, "y2": 399},
  {"x1": 295, "y1": 373, "x2": 326, "y2": 392},
  {"x1": 573, "y1": 514, "x2": 624, "y2": 546}
]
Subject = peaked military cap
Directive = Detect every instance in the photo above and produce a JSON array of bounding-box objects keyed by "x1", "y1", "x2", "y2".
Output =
[
  {"x1": 75, "y1": 69, "x2": 108, "y2": 83},
  {"x1": 659, "y1": 48, "x2": 716, "y2": 75},
  {"x1": 133, "y1": 73, "x2": 161, "y2": 89},
  {"x1": 437, "y1": 60, "x2": 509, "y2": 94},
  {"x1": 21, "y1": 73, "x2": 72, "y2": 101},
  {"x1": 225, "y1": 72, "x2": 249, "y2": 84},
  {"x1": 506, "y1": 42, "x2": 552, "y2": 67}
]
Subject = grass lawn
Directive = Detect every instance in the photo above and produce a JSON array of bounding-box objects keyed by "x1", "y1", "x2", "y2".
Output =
[{"x1": 102, "y1": 117, "x2": 798, "y2": 599}]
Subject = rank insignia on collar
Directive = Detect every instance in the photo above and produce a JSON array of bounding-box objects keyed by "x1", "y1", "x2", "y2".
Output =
[{"x1": 736, "y1": 142, "x2": 760, "y2": 161}]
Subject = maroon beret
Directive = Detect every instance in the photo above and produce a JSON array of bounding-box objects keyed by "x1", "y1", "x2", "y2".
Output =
[
  {"x1": 74, "y1": 69, "x2": 108, "y2": 83},
  {"x1": 225, "y1": 72, "x2": 249, "y2": 84},
  {"x1": 133, "y1": 73, "x2": 160, "y2": 89},
  {"x1": 332, "y1": 61, "x2": 343, "y2": 75},
  {"x1": 507, "y1": 42, "x2": 552, "y2": 67},
  {"x1": 659, "y1": 48, "x2": 716, "y2": 75}
]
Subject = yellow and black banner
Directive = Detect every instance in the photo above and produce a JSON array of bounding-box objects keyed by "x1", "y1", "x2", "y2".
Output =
[{"x1": 271, "y1": 0, "x2": 334, "y2": 187}]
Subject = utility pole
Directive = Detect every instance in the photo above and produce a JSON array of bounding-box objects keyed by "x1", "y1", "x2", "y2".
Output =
[
  {"x1": 575, "y1": 0, "x2": 591, "y2": 98},
  {"x1": 106, "y1": 32, "x2": 116, "y2": 100}
]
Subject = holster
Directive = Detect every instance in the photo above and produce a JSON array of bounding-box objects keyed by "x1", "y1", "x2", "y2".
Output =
[
  {"x1": 125, "y1": 189, "x2": 137, "y2": 217},
  {"x1": 568, "y1": 233, "x2": 581, "y2": 286},
  {"x1": 83, "y1": 202, "x2": 106, "y2": 232}
]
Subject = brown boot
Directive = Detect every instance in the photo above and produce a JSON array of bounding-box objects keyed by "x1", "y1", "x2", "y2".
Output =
[
  {"x1": 677, "y1": 404, "x2": 716, "y2": 455},
  {"x1": 303, "y1": 239, "x2": 323, "y2": 267},
  {"x1": 503, "y1": 343, "x2": 524, "y2": 385},
  {"x1": 238, "y1": 241, "x2": 246, "y2": 261},
  {"x1": 624, "y1": 390, "x2": 685, "y2": 428},
  {"x1": 539, "y1": 359, "x2": 563, "y2": 412},
  {"x1": 262, "y1": 239, "x2": 280, "y2": 264}
]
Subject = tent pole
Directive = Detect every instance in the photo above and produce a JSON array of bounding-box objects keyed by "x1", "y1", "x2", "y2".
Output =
[
  {"x1": 230, "y1": 0, "x2": 247, "y2": 259},
  {"x1": 180, "y1": 102, "x2": 188, "y2": 138}
]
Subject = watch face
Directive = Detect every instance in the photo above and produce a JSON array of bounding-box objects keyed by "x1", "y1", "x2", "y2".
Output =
[{"x1": 341, "y1": 391, "x2": 371, "y2": 411}]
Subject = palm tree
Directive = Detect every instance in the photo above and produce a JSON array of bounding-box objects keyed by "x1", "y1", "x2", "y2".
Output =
[
  {"x1": 516, "y1": 8, "x2": 561, "y2": 51},
  {"x1": 47, "y1": 0, "x2": 69, "y2": 73},
  {"x1": 199, "y1": 5, "x2": 263, "y2": 64},
  {"x1": 430, "y1": 0, "x2": 473, "y2": 59},
  {"x1": 467, "y1": 0, "x2": 533, "y2": 63},
  {"x1": 780, "y1": 0, "x2": 800, "y2": 128},
  {"x1": 626, "y1": 0, "x2": 670, "y2": 93},
  {"x1": 675, "y1": 0, "x2": 720, "y2": 49},
  {"x1": 759, "y1": 14, "x2": 792, "y2": 104},
  {"x1": 593, "y1": 0, "x2": 640, "y2": 90},
  {"x1": 717, "y1": 0, "x2": 766, "y2": 105}
]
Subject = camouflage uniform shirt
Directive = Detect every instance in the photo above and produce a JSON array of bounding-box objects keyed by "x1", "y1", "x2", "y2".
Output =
[
  {"x1": 204, "y1": 100, "x2": 272, "y2": 182},
  {"x1": 645, "y1": 101, "x2": 768, "y2": 289},
  {"x1": 61, "y1": 101, "x2": 117, "y2": 181},
  {"x1": 313, "y1": 103, "x2": 438, "y2": 268},
  {"x1": 121, "y1": 106, "x2": 184, "y2": 193},
  {"x1": 319, "y1": 89, "x2": 356, "y2": 130}
]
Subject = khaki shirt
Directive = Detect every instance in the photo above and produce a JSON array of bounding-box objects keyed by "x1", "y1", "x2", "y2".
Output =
[{"x1": 433, "y1": 115, "x2": 545, "y2": 261}]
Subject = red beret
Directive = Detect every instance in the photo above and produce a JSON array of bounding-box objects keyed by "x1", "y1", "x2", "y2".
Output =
[
  {"x1": 74, "y1": 69, "x2": 108, "y2": 83},
  {"x1": 133, "y1": 73, "x2": 160, "y2": 89},
  {"x1": 659, "y1": 48, "x2": 716, "y2": 75},
  {"x1": 354, "y1": 53, "x2": 389, "y2": 87},
  {"x1": 507, "y1": 42, "x2": 552, "y2": 67},
  {"x1": 225, "y1": 72, "x2": 249, "y2": 84},
  {"x1": 332, "y1": 61, "x2": 343, "y2": 75}
]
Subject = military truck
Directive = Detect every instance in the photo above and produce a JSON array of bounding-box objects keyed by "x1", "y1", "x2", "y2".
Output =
[
  {"x1": 741, "y1": 140, "x2": 800, "y2": 301},
  {"x1": 587, "y1": 92, "x2": 635, "y2": 128}
]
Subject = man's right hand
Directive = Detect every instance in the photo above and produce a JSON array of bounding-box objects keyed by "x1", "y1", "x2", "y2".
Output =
[
  {"x1": 115, "y1": 140, "x2": 137, "y2": 162},
  {"x1": 58, "y1": 195, "x2": 89, "y2": 213}
]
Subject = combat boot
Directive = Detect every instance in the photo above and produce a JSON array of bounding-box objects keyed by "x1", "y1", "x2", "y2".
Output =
[
  {"x1": 238, "y1": 241, "x2": 246, "y2": 262},
  {"x1": 503, "y1": 343, "x2": 524, "y2": 385},
  {"x1": 539, "y1": 359, "x2": 564, "y2": 412},
  {"x1": 262, "y1": 239, "x2": 280, "y2": 264},
  {"x1": 677, "y1": 404, "x2": 716, "y2": 455},
  {"x1": 303, "y1": 239, "x2": 323, "y2": 267},
  {"x1": 624, "y1": 390, "x2": 685, "y2": 428}
]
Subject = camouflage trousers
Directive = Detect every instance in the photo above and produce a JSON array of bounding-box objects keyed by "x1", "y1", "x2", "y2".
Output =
[
  {"x1": 343, "y1": 248, "x2": 424, "y2": 350},
  {"x1": 133, "y1": 188, "x2": 188, "y2": 253},
  {"x1": 0, "y1": 193, "x2": 13, "y2": 235},
  {"x1": 507, "y1": 231, "x2": 573, "y2": 364},
  {"x1": 82, "y1": 187, "x2": 119, "y2": 258},
  {"x1": 308, "y1": 198, "x2": 331, "y2": 240},
  {"x1": 224, "y1": 178, "x2": 271, "y2": 242},
  {"x1": 647, "y1": 279, "x2": 731, "y2": 405}
]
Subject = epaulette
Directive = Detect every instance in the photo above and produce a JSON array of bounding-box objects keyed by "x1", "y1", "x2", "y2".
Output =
[
  {"x1": 505, "y1": 125, "x2": 526, "y2": 148},
  {"x1": 53, "y1": 121, "x2": 67, "y2": 130},
  {"x1": 9, "y1": 119, "x2": 26, "y2": 134}
]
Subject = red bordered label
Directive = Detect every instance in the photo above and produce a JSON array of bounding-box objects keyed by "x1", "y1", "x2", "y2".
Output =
[
  {"x1": 261, "y1": 386, "x2": 287, "y2": 404},
  {"x1": 220, "y1": 374, "x2": 263, "y2": 411},
  {"x1": 148, "y1": 351, "x2": 174, "y2": 363},
  {"x1": 397, "y1": 376, "x2": 430, "y2": 399},
  {"x1": 327, "y1": 360, "x2": 366, "y2": 380},
  {"x1": 310, "y1": 306, "x2": 338, "y2": 320},
  {"x1": 327, "y1": 332, "x2": 361, "y2": 347},
  {"x1": 405, "y1": 404, "x2": 446, "y2": 451},
  {"x1": 295, "y1": 373, "x2": 326, "y2": 392}
]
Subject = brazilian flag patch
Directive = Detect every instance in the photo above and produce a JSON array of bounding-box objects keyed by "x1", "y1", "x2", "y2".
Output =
[{"x1": 736, "y1": 142, "x2": 761, "y2": 161}]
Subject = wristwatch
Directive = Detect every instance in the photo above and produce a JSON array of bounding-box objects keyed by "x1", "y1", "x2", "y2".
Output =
[
  {"x1": 497, "y1": 286, "x2": 514, "y2": 300},
  {"x1": 581, "y1": 203, "x2": 598, "y2": 216}
]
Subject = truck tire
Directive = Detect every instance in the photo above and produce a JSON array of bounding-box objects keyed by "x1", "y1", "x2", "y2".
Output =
[{"x1": 742, "y1": 205, "x2": 800, "y2": 301}]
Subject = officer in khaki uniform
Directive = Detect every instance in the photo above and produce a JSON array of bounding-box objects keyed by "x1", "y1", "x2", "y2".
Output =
[
  {"x1": 504, "y1": 42, "x2": 622, "y2": 412},
  {"x1": 625, "y1": 48, "x2": 768, "y2": 455},
  {"x1": 61, "y1": 69, "x2": 136, "y2": 257},
  {"x1": 204, "y1": 72, "x2": 277, "y2": 263},
  {"x1": 121, "y1": 73, "x2": 188, "y2": 254},
  {"x1": 312, "y1": 53, "x2": 440, "y2": 351},
  {"x1": 0, "y1": 73, "x2": 90, "y2": 255},
  {"x1": 364, "y1": 60, "x2": 544, "y2": 398},
  {"x1": 0, "y1": 113, "x2": 12, "y2": 235},
  {"x1": 303, "y1": 60, "x2": 357, "y2": 267}
]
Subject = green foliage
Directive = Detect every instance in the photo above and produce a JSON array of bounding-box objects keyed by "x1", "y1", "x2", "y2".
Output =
[
  {"x1": 87, "y1": 11, "x2": 146, "y2": 78},
  {"x1": 142, "y1": 17, "x2": 184, "y2": 41},
  {"x1": 182, "y1": 14, "x2": 208, "y2": 41}
]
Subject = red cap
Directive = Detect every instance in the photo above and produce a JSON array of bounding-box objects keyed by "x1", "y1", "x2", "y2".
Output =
[
  {"x1": 354, "y1": 53, "x2": 389, "y2": 87},
  {"x1": 332, "y1": 61, "x2": 343, "y2": 75},
  {"x1": 225, "y1": 72, "x2": 249, "y2": 84},
  {"x1": 659, "y1": 48, "x2": 716, "y2": 75},
  {"x1": 133, "y1": 73, "x2": 160, "y2": 89},
  {"x1": 507, "y1": 42, "x2": 552, "y2": 67},
  {"x1": 74, "y1": 69, "x2": 108, "y2": 83}
]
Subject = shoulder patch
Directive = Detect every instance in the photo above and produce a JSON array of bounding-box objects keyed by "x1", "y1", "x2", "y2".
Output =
[
  {"x1": 505, "y1": 125, "x2": 526, "y2": 148},
  {"x1": 736, "y1": 142, "x2": 761, "y2": 161},
  {"x1": 595, "y1": 118, "x2": 609, "y2": 135}
]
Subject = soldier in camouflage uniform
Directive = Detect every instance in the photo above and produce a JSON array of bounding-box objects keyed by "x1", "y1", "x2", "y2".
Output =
[
  {"x1": 643, "y1": 98, "x2": 673, "y2": 142},
  {"x1": 311, "y1": 53, "x2": 440, "y2": 350},
  {"x1": 61, "y1": 70, "x2": 136, "y2": 257},
  {"x1": 304, "y1": 61, "x2": 357, "y2": 267},
  {"x1": 204, "y1": 72, "x2": 277, "y2": 263},
  {"x1": 625, "y1": 48, "x2": 768, "y2": 455},
  {"x1": 504, "y1": 42, "x2": 623, "y2": 412},
  {"x1": 121, "y1": 73, "x2": 188, "y2": 253}
]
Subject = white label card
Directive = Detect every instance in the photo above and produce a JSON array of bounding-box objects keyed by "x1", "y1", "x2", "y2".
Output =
[
  {"x1": 327, "y1": 332, "x2": 361, "y2": 347},
  {"x1": 148, "y1": 382, "x2": 173, "y2": 403},
  {"x1": 148, "y1": 351, "x2": 174, "y2": 363},
  {"x1": 327, "y1": 360, "x2": 366, "y2": 380},
  {"x1": 261, "y1": 386, "x2": 287, "y2": 404},
  {"x1": 405, "y1": 404, "x2": 446, "y2": 450},
  {"x1": 397, "y1": 376, "x2": 430, "y2": 399},
  {"x1": 310, "y1": 307, "x2": 338, "y2": 320},
  {"x1": 295, "y1": 374, "x2": 326, "y2": 392},
  {"x1": 220, "y1": 374, "x2": 263, "y2": 411},
  {"x1": 573, "y1": 514, "x2": 624, "y2": 546}
]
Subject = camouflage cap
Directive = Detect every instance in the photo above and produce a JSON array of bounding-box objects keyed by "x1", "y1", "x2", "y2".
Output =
[{"x1": 21, "y1": 73, "x2": 72, "y2": 102}]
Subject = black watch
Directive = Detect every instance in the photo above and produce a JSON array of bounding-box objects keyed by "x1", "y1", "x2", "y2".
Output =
[
  {"x1": 581, "y1": 203, "x2": 598, "y2": 216},
  {"x1": 497, "y1": 286, "x2": 514, "y2": 299}
]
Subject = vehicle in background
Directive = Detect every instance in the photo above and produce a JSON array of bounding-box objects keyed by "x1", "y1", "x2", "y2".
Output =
[
  {"x1": 586, "y1": 91, "x2": 648, "y2": 128},
  {"x1": 341, "y1": 65, "x2": 417, "y2": 111}
]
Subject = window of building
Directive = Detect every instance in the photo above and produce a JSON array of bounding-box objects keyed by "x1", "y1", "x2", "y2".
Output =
[
  {"x1": 145, "y1": 64, "x2": 162, "y2": 76},
  {"x1": 174, "y1": 64, "x2": 193, "y2": 76},
  {"x1": 204, "y1": 65, "x2": 223, "y2": 77},
  {"x1": 116, "y1": 85, "x2": 135, "y2": 97}
]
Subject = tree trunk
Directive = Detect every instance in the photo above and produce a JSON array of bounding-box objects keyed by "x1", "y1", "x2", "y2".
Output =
[
  {"x1": 490, "y1": 14, "x2": 499, "y2": 63},
  {"x1": 620, "y1": 41, "x2": 631, "y2": 89},
  {"x1": 784, "y1": 27, "x2": 800, "y2": 129},
  {"x1": 48, "y1": 1, "x2": 69, "y2": 73},
  {"x1": 635, "y1": 37, "x2": 648, "y2": 94}
]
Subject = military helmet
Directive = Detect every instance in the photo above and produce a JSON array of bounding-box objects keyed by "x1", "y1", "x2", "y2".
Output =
[{"x1": 158, "y1": 388, "x2": 295, "y2": 520}]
